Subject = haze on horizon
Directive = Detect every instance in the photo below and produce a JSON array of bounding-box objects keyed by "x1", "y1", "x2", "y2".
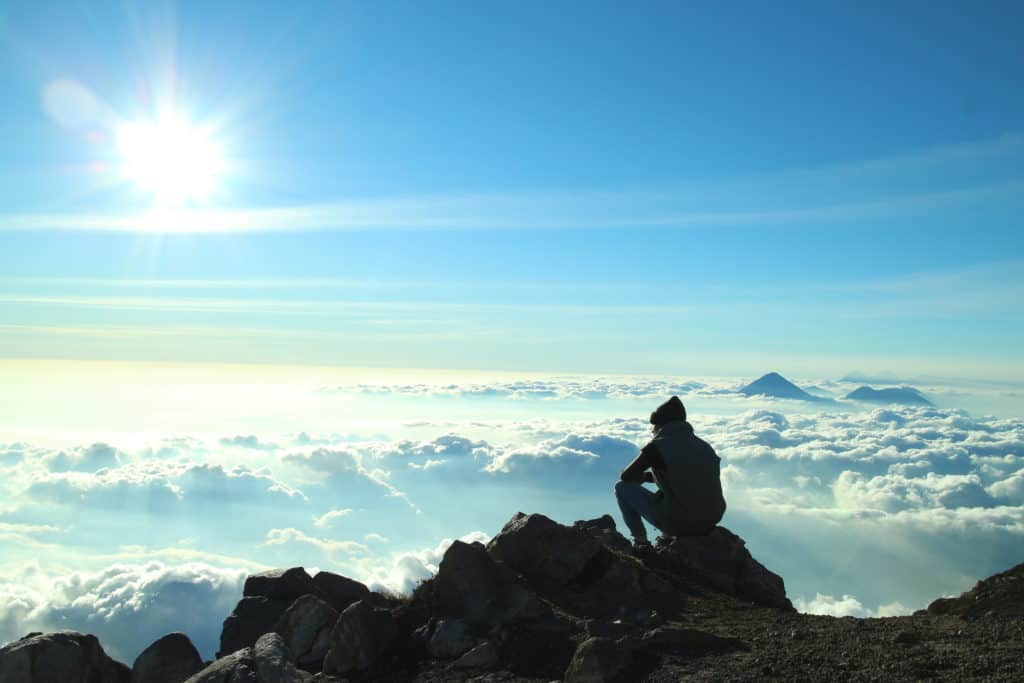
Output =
[{"x1": 1, "y1": 0, "x2": 1022, "y2": 665}]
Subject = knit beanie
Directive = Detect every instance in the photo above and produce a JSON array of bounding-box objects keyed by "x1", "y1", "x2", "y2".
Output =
[{"x1": 650, "y1": 395, "x2": 687, "y2": 427}]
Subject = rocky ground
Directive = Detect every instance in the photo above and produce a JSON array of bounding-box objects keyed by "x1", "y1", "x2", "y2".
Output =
[{"x1": 1, "y1": 512, "x2": 1022, "y2": 682}]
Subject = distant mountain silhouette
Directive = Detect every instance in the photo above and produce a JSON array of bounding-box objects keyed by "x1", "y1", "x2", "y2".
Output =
[
  {"x1": 845, "y1": 386, "x2": 933, "y2": 406},
  {"x1": 739, "y1": 372, "x2": 828, "y2": 402}
]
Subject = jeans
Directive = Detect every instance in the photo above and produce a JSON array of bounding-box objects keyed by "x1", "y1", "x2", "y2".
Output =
[{"x1": 614, "y1": 480, "x2": 663, "y2": 542}]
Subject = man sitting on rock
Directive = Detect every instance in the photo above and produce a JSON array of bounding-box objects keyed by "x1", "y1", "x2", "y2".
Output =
[{"x1": 615, "y1": 396, "x2": 727, "y2": 554}]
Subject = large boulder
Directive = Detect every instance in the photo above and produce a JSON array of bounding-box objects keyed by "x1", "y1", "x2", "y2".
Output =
[
  {"x1": 132, "y1": 632, "x2": 204, "y2": 683},
  {"x1": 273, "y1": 594, "x2": 338, "y2": 671},
  {"x1": 243, "y1": 567, "x2": 317, "y2": 602},
  {"x1": 0, "y1": 631, "x2": 131, "y2": 683},
  {"x1": 312, "y1": 571, "x2": 370, "y2": 612},
  {"x1": 424, "y1": 618, "x2": 476, "y2": 659},
  {"x1": 185, "y1": 633, "x2": 309, "y2": 683},
  {"x1": 322, "y1": 600, "x2": 398, "y2": 675},
  {"x1": 563, "y1": 637, "x2": 632, "y2": 683},
  {"x1": 655, "y1": 527, "x2": 793, "y2": 610},
  {"x1": 432, "y1": 540, "x2": 548, "y2": 624},
  {"x1": 218, "y1": 596, "x2": 294, "y2": 657},
  {"x1": 487, "y1": 512, "x2": 603, "y2": 584}
]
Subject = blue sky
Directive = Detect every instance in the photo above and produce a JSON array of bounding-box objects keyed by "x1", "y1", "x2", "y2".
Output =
[
  {"x1": 1, "y1": 2, "x2": 1024, "y2": 664},
  {"x1": 1, "y1": 1, "x2": 1023, "y2": 376}
]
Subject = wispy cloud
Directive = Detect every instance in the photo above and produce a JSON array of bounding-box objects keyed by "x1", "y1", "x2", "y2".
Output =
[{"x1": 1, "y1": 133, "x2": 1020, "y2": 233}]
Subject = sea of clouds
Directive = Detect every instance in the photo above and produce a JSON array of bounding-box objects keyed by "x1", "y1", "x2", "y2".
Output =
[{"x1": 1, "y1": 376, "x2": 1022, "y2": 661}]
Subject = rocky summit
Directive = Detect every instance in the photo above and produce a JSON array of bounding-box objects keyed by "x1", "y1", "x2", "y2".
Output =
[{"x1": 2, "y1": 513, "x2": 1023, "y2": 682}]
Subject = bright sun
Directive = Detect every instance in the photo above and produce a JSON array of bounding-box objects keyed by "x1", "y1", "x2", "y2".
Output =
[{"x1": 117, "y1": 116, "x2": 224, "y2": 204}]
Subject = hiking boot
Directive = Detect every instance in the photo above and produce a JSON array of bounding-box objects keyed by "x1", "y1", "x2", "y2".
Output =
[
  {"x1": 655, "y1": 534, "x2": 675, "y2": 548},
  {"x1": 632, "y1": 539, "x2": 654, "y2": 557}
]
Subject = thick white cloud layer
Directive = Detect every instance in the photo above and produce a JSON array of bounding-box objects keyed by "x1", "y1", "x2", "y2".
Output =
[
  {"x1": 1, "y1": 383, "x2": 1021, "y2": 666},
  {"x1": 0, "y1": 562, "x2": 245, "y2": 663}
]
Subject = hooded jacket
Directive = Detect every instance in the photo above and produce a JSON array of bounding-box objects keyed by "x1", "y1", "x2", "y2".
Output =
[{"x1": 646, "y1": 420, "x2": 726, "y2": 535}]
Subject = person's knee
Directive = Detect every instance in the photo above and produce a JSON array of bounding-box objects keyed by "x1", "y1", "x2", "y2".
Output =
[{"x1": 614, "y1": 479, "x2": 630, "y2": 498}]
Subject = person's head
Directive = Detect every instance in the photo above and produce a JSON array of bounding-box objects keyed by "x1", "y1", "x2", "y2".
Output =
[{"x1": 649, "y1": 395, "x2": 686, "y2": 433}]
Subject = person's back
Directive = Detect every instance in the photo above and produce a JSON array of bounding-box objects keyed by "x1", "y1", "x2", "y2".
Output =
[
  {"x1": 615, "y1": 395, "x2": 726, "y2": 551},
  {"x1": 647, "y1": 419, "x2": 726, "y2": 536}
]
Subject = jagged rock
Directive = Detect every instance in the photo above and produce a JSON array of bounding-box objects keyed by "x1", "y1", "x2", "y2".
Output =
[
  {"x1": 322, "y1": 600, "x2": 398, "y2": 675},
  {"x1": 185, "y1": 633, "x2": 309, "y2": 683},
  {"x1": 132, "y1": 632, "x2": 204, "y2": 683},
  {"x1": 244, "y1": 567, "x2": 317, "y2": 602},
  {"x1": 0, "y1": 631, "x2": 131, "y2": 683},
  {"x1": 218, "y1": 596, "x2": 294, "y2": 657},
  {"x1": 925, "y1": 562, "x2": 1024, "y2": 618},
  {"x1": 273, "y1": 594, "x2": 338, "y2": 671},
  {"x1": 487, "y1": 512, "x2": 603, "y2": 584},
  {"x1": 656, "y1": 527, "x2": 793, "y2": 610},
  {"x1": 450, "y1": 641, "x2": 499, "y2": 669},
  {"x1": 563, "y1": 637, "x2": 632, "y2": 683},
  {"x1": 433, "y1": 540, "x2": 548, "y2": 624},
  {"x1": 426, "y1": 618, "x2": 476, "y2": 659},
  {"x1": 312, "y1": 571, "x2": 370, "y2": 612},
  {"x1": 573, "y1": 515, "x2": 633, "y2": 555}
]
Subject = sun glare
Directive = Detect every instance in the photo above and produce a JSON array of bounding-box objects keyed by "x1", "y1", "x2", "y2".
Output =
[{"x1": 117, "y1": 116, "x2": 224, "y2": 205}]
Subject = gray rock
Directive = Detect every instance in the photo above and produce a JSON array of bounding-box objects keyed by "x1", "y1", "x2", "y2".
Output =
[
  {"x1": 311, "y1": 572, "x2": 370, "y2": 612},
  {"x1": 273, "y1": 594, "x2": 338, "y2": 671},
  {"x1": 427, "y1": 619, "x2": 476, "y2": 659},
  {"x1": 185, "y1": 633, "x2": 309, "y2": 683},
  {"x1": 573, "y1": 515, "x2": 633, "y2": 555},
  {"x1": 450, "y1": 641, "x2": 499, "y2": 670},
  {"x1": 243, "y1": 568, "x2": 317, "y2": 602},
  {"x1": 656, "y1": 527, "x2": 793, "y2": 610},
  {"x1": 487, "y1": 512, "x2": 602, "y2": 584},
  {"x1": 0, "y1": 631, "x2": 131, "y2": 683},
  {"x1": 563, "y1": 637, "x2": 632, "y2": 683},
  {"x1": 433, "y1": 540, "x2": 548, "y2": 624},
  {"x1": 182, "y1": 648, "x2": 254, "y2": 683},
  {"x1": 132, "y1": 632, "x2": 204, "y2": 683},
  {"x1": 252, "y1": 634, "x2": 309, "y2": 683},
  {"x1": 322, "y1": 600, "x2": 397, "y2": 675},
  {"x1": 218, "y1": 596, "x2": 294, "y2": 658}
]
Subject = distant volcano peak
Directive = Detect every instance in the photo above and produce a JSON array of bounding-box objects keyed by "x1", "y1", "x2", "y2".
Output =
[{"x1": 740, "y1": 372, "x2": 823, "y2": 401}]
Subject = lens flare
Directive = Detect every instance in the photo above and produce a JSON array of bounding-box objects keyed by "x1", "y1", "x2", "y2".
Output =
[{"x1": 116, "y1": 116, "x2": 224, "y2": 204}]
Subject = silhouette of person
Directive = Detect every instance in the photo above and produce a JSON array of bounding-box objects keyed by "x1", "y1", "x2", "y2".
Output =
[{"x1": 615, "y1": 396, "x2": 726, "y2": 553}]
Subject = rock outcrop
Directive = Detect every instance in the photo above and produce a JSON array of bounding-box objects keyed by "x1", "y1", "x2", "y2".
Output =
[
  {"x1": 0, "y1": 512, "x2": 824, "y2": 683},
  {"x1": 654, "y1": 526, "x2": 794, "y2": 610},
  {"x1": 924, "y1": 561, "x2": 1024, "y2": 618},
  {"x1": 0, "y1": 631, "x2": 131, "y2": 683},
  {"x1": 185, "y1": 633, "x2": 309, "y2": 683},
  {"x1": 131, "y1": 632, "x2": 204, "y2": 683},
  {"x1": 218, "y1": 566, "x2": 376, "y2": 658}
]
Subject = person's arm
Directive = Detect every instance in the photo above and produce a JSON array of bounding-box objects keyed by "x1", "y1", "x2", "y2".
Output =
[{"x1": 620, "y1": 443, "x2": 658, "y2": 483}]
